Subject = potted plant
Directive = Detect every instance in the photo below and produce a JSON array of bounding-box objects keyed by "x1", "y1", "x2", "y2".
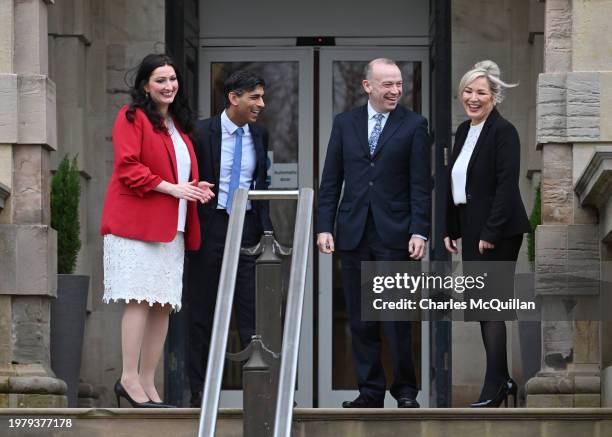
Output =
[{"x1": 50, "y1": 154, "x2": 89, "y2": 407}]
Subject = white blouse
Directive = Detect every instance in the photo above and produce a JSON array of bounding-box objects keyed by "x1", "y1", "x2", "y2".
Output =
[
  {"x1": 451, "y1": 121, "x2": 484, "y2": 205},
  {"x1": 166, "y1": 117, "x2": 191, "y2": 231}
]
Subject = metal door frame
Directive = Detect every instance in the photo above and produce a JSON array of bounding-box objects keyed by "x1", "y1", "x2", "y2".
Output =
[{"x1": 199, "y1": 46, "x2": 315, "y2": 407}]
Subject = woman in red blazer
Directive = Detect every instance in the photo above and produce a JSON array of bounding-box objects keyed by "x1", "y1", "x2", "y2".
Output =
[{"x1": 100, "y1": 54, "x2": 213, "y2": 408}]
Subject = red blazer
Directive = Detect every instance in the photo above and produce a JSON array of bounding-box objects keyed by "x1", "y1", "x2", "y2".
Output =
[{"x1": 100, "y1": 105, "x2": 201, "y2": 251}]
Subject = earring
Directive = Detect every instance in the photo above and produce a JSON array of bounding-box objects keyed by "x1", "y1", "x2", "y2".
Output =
[{"x1": 145, "y1": 91, "x2": 150, "y2": 99}]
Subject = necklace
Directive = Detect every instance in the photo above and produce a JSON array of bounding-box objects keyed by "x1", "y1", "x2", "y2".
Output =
[{"x1": 165, "y1": 116, "x2": 175, "y2": 136}]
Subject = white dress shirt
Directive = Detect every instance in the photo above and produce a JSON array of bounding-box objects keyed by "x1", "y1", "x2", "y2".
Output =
[
  {"x1": 166, "y1": 117, "x2": 191, "y2": 232},
  {"x1": 451, "y1": 121, "x2": 485, "y2": 205},
  {"x1": 217, "y1": 110, "x2": 257, "y2": 211}
]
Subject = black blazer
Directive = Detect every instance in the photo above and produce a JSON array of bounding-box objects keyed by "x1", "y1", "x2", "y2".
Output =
[
  {"x1": 317, "y1": 104, "x2": 431, "y2": 251},
  {"x1": 446, "y1": 108, "x2": 530, "y2": 244},
  {"x1": 191, "y1": 114, "x2": 273, "y2": 242}
]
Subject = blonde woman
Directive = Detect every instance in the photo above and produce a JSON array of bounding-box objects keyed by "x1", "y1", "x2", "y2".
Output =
[{"x1": 444, "y1": 60, "x2": 530, "y2": 407}]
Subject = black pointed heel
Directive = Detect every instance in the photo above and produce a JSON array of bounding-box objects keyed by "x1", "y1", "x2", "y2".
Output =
[
  {"x1": 471, "y1": 378, "x2": 518, "y2": 408},
  {"x1": 114, "y1": 379, "x2": 158, "y2": 408},
  {"x1": 500, "y1": 378, "x2": 518, "y2": 407},
  {"x1": 508, "y1": 378, "x2": 518, "y2": 407}
]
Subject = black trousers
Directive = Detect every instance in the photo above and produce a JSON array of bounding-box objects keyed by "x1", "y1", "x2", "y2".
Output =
[
  {"x1": 339, "y1": 211, "x2": 418, "y2": 402},
  {"x1": 185, "y1": 209, "x2": 260, "y2": 395}
]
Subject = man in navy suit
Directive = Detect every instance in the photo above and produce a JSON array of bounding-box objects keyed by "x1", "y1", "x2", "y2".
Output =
[
  {"x1": 186, "y1": 70, "x2": 272, "y2": 407},
  {"x1": 317, "y1": 58, "x2": 431, "y2": 408}
]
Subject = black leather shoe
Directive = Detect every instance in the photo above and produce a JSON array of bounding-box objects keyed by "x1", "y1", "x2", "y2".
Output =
[
  {"x1": 114, "y1": 379, "x2": 158, "y2": 408},
  {"x1": 397, "y1": 397, "x2": 420, "y2": 408},
  {"x1": 342, "y1": 396, "x2": 384, "y2": 408},
  {"x1": 190, "y1": 391, "x2": 203, "y2": 408},
  {"x1": 150, "y1": 400, "x2": 176, "y2": 408}
]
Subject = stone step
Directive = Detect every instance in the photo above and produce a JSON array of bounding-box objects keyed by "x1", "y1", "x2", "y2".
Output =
[{"x1": 0, "y1": 408, "x2": 611, "y2": 436}]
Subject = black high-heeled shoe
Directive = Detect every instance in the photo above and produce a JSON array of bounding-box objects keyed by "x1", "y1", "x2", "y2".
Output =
[
  {"x1": 114, "y1": 379, "x2": 158, "y2": 408},
  {"x1": 470, "y1": 378, "x2": 518, "y2": 408},
  {"x1": 149, "y1": 400, "x2": 176, "y2": 408}
]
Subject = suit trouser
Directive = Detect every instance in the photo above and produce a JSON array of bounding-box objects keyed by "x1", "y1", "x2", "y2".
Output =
[
  {"x1": 339, "y1": 211, "x2": 418, "y2": 402},
  {"x1": 185, "y1": 209, "x2": 260, "y2": 395}
]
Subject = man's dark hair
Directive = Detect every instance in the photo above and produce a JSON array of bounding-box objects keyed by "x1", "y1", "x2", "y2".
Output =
[{"x1": 223, "y1": 70, "x2": 266, "y2": 108}]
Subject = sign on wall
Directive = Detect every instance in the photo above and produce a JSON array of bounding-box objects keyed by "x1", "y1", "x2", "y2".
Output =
[{"x1": 267, "y1": 151, "x2": 298, "y2": 189}]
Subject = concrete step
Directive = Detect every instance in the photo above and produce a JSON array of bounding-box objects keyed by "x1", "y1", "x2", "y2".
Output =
[{"x1": 1, "y1": 408, "x2": 611, "y2": 436}]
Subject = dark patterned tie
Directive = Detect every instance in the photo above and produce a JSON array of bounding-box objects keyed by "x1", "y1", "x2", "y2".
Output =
[{"x1": 368, "y1": 113, "x2": 384, "y2": 155}]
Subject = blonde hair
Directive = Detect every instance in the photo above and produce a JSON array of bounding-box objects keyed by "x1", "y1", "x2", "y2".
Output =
[{"x1": 457, "y1": 60, "x2": 518, "y2": 104}]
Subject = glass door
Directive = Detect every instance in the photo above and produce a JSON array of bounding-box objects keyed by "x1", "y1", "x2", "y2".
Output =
[
  {"x1": 199, "y1": 47, "x2": 314, "y2": 407},
  {"x1": 317, "y1": 47, "x2": 431, "y2": 408}
]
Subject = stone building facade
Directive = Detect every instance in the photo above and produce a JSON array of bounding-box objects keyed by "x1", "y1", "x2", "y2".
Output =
[
  {"x1": 525, "y1": 0, "x2": 612, "y2": 408},
  {"x1": 0, "y1": 0, "x2": 611, "y2": 408},
  {"x1": 1, "y1": 0, "x2": 64, "y2": 407}
]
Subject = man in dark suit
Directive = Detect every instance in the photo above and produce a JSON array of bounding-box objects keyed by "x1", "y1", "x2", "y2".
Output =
[
  {"x1": 317, "y1": 58, "x2": 431, "y2": 408},
  {"x1": 186, "y1": 70, "x2": 272, "y2": 407}
]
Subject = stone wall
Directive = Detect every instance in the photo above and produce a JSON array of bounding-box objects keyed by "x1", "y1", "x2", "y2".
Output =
[
  {"x1": 526, "y1": 0, "x2": 612, "y2": 408},
  {"x1": 0, "y1": 0, "x2": 65, "y2": 408}
]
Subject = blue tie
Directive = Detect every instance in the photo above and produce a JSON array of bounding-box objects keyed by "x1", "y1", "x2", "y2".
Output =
[
  {"x1": 226, "y1": 127, "x2": 244, "y2": 214},
  {"x1": 368, "y1": 113, "x2": 384, "y2": 155}
]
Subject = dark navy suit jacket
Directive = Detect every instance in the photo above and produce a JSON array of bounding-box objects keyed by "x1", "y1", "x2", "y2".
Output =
[
  {"x1": 191, "y1": 114, "x2": 273, "y2": 249},
  {"x1": 317, "y1": 104, "x2": 431, "y2": 251}
]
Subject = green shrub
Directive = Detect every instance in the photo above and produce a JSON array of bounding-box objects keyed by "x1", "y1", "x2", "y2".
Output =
[
  {"x1": 51, "y1": 154, "x2": 81, "y2": 274},
  {"x1": 527, "y1": 184, "x2": 541, "y2": 263}
]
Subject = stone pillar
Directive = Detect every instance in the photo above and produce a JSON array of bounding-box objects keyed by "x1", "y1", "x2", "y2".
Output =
[
  {"x1": 47, "y1": 0, "x2": 99, "y2": 407},
  {"x1": 526, "y1": 0, "x2": 612, "y2": 407},
  {"x1": 0, "y1": 0, "x2": 67, "y2": 407}
]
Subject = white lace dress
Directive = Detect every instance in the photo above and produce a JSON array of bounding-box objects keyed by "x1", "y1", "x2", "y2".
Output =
[
  {"x1": 103, "y1": 118, "x2": 191, "y2": 312},
  {"x1": 103, "y1": 232, "x2": 185, "y2": 310}
]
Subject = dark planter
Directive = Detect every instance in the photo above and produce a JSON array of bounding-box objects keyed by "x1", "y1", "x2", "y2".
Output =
[
  {"x1": 516, "y1": 272, "x2": 541, "y2": 381},
  {"x1": 50, "y1": 274, "x2": 89, "y2": 407}
]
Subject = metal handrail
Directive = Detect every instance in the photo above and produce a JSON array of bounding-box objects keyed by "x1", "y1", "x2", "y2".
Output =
[
  {"x1": 197, "y1": 188, "x2": 312, "y2": 437},
  {"x1": 273, "y1": 188, "x2": 313, "y2": 437},
  {"x1": 197, "y1": 188, "x2": 248, "y2": 437}
]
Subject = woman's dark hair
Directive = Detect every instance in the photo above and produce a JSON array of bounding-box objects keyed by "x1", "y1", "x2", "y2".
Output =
[
  {"x1": 223, "y1": 70, "x2": 266, "y2": 108},
  {"x1": 126, "y1": 53, "x2": 195, "y2": 134}
]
